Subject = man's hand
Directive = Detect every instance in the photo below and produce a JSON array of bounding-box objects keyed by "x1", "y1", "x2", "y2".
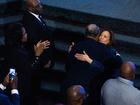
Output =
[
  {"x1": 75, "y1": 51, "x2": 93, "y2": 64},
  {"x1": 34, "y1": 40, "x2": 50, "y2": 56},
  {"x1": 2, "y1": 74, "x2": 10, "y2": 87}
]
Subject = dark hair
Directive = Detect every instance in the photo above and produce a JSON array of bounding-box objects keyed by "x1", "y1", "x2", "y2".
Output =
[
  {"x1": 97, "y1": 28, "x2": 116, "y2": 47},
  {"x1": 85, "y1": 24, "x2": 100, "y2": 38},
  {"x1": 5, "y1": 23, "x2": 24, "y2": 47}
]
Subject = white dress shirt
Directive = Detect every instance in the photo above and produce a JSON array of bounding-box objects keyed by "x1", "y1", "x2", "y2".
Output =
[{"x1": 29, "y1": 11, "x2": 42, "y2": 22}]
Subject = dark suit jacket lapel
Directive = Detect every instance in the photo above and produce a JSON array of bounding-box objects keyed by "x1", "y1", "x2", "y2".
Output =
[{"x1": 27, "y1": 11, "x2": 47, "y2": 28}]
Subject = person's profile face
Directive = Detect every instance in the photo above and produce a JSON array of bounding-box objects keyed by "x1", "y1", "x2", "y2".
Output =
[
  {"x1": 99, "y1": 31, "x2": 110, "y2": 45},
  {"x1": 32, "y1": 0, "x2": 43, "y2": 14}
]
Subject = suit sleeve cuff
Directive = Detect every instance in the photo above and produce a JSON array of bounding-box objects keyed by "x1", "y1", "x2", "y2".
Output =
[
  {"x1": 11, "y1": 89, "x2": 19, "y2": 95},
  {"x1": 90, "y1": 60, "x2": 104, "y2": 71},
  {"x1": 0, "y1": 83, "x2": 6, "y2": 90}
]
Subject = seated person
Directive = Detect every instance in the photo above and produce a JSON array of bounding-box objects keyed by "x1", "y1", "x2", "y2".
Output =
[{"x1": 0, "y1": 72, "x2": 20, "y2": 105}]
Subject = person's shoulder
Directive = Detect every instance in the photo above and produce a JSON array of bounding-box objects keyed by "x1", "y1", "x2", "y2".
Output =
[
  {"x1": 108, "y1": 47, "x2": 117, "y2": 54},
  {"x1": 127, "y1": 86, "x2": 140, "y2": 102},
  {"x1": 22, "y1": 10, "x2": 29, "y2": 17},
  {"x1": 23, "y1": 10, "x2": 31, "y2": 16},
  {"x1": 109, "y1": 46, "x2": 116, "y2": 51},
  {"x1": 77, "y1": 38, "x2": 102, "y2": 47},
  {"x1": 90, "y1": 39, "x2": 108, "y2": 49},
  {"x1": 72, "y1": 39, "x2": 87, "y2": 48},
  {"x1": 106, "y1": 78, "x2": 116, "y2": 83},
  {"x1": 132, "y1": 86, "x2": 140, "y2": 94},
  {"x1": 102, "y1": 79, "x2": 116, "y2": 91},
  {"x1": 22, "y1": 11, "x2": 34, "y2": 21},
  {"x1": 109, "y1": 47, "x2": 121, "y2": 56},
  {"x1": 104, "y1": 78, "x2": 117, "y2": 85}
]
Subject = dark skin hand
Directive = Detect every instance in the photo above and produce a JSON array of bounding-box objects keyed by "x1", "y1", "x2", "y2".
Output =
[
  {"x1": 11, "y1": 74, "x2": 18, "y2": 89},
  {"x1": 2, "y1": 74, "x2": 10, "y2": 87}
]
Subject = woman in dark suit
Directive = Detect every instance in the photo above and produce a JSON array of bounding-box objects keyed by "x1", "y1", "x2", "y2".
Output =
[{"x1": 5, "y1": 23, "x2": 50, "y2": 105}]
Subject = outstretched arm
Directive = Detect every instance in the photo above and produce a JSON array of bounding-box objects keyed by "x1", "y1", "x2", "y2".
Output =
[{"x1": 75, "y1": 51, "x2": 104, "y2": 71}]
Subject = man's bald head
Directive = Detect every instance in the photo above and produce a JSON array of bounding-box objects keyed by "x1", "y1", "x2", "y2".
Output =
[
  {"x1": 120, "y1": 61, "x2": 136, "y2": 80},
  {"x1": 26, "y1": 0, "x2": 43, "y2": 14},
  {"x1": 85, "y1": 24, "x2": 100, "y2": 39},
  {"x1": 67, "y1": 85, "x2": 86, "y2": 105}
]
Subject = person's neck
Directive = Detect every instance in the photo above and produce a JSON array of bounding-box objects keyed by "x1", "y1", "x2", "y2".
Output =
[
  {"x1": 86, "y1": 36, "x2": 96, "y2": 40},
  {"x1": 120, "y1": 75, "x2": 134, "y2": 81},
  {"x1": 27, "y1": 8, "x2": 38, "y2": 15},
  {"x1": 68, "y1": 104, "x2": 81, "y2": 105},
  {"x1": 118, "y1": 77, "x2": 134, "y2": 85},
  {"x1": 67, "y1": 101, "x2": 82, "y2": 105},
  {"x1": 28, "y1": 10, "x2": 38, "y2": 15}
]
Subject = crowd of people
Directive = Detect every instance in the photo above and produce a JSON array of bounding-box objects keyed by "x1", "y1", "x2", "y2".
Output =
[{"x1": 0, "y1": 0, "x2": 140, "y2": 105}]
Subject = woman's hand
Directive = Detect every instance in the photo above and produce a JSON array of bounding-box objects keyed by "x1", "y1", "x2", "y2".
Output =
[
  {"x1": 34, "y1": 40, "x2": 50, "y2": 56},
  {"x1": 75, "y1": 51, "x2": 93, "y2": 64}
]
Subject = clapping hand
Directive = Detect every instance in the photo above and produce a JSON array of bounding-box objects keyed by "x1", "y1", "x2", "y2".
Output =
[{"x1": 34, "y1": 40, "x2": 50, "y2": 56}]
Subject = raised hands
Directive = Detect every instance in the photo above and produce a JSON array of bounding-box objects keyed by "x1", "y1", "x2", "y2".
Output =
[
  {"x1": 34, "y1": 40, "x2": 50, "y2": 56},
  {"x1": 11, "y1": 73, "x2": 18, "y2": 89},
  {"x1": 2, "y1": 73, "x2": 18, "y2": 89}
]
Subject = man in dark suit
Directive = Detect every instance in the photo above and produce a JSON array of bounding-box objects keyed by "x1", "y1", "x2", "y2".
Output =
[
  {"x1": 22, "y1": 0, "x2": 55, "y2": 104},
  {"x1": 64, "y1": 24, "x2": 115, "y2": 105},
  {"x1": 22, "y1": 0, "x2": 55, "y2": 68},
  {"x1": 0, "y1": 73, "x2": 20, "y2": 105}
]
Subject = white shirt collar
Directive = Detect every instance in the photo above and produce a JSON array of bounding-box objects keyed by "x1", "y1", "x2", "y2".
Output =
[
  {"x1": 29, "y1": 11, "x2": 41, "y2": 22},
  {"x1": 118, "y1": 77, "x2": 134, "y2": 86}
]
